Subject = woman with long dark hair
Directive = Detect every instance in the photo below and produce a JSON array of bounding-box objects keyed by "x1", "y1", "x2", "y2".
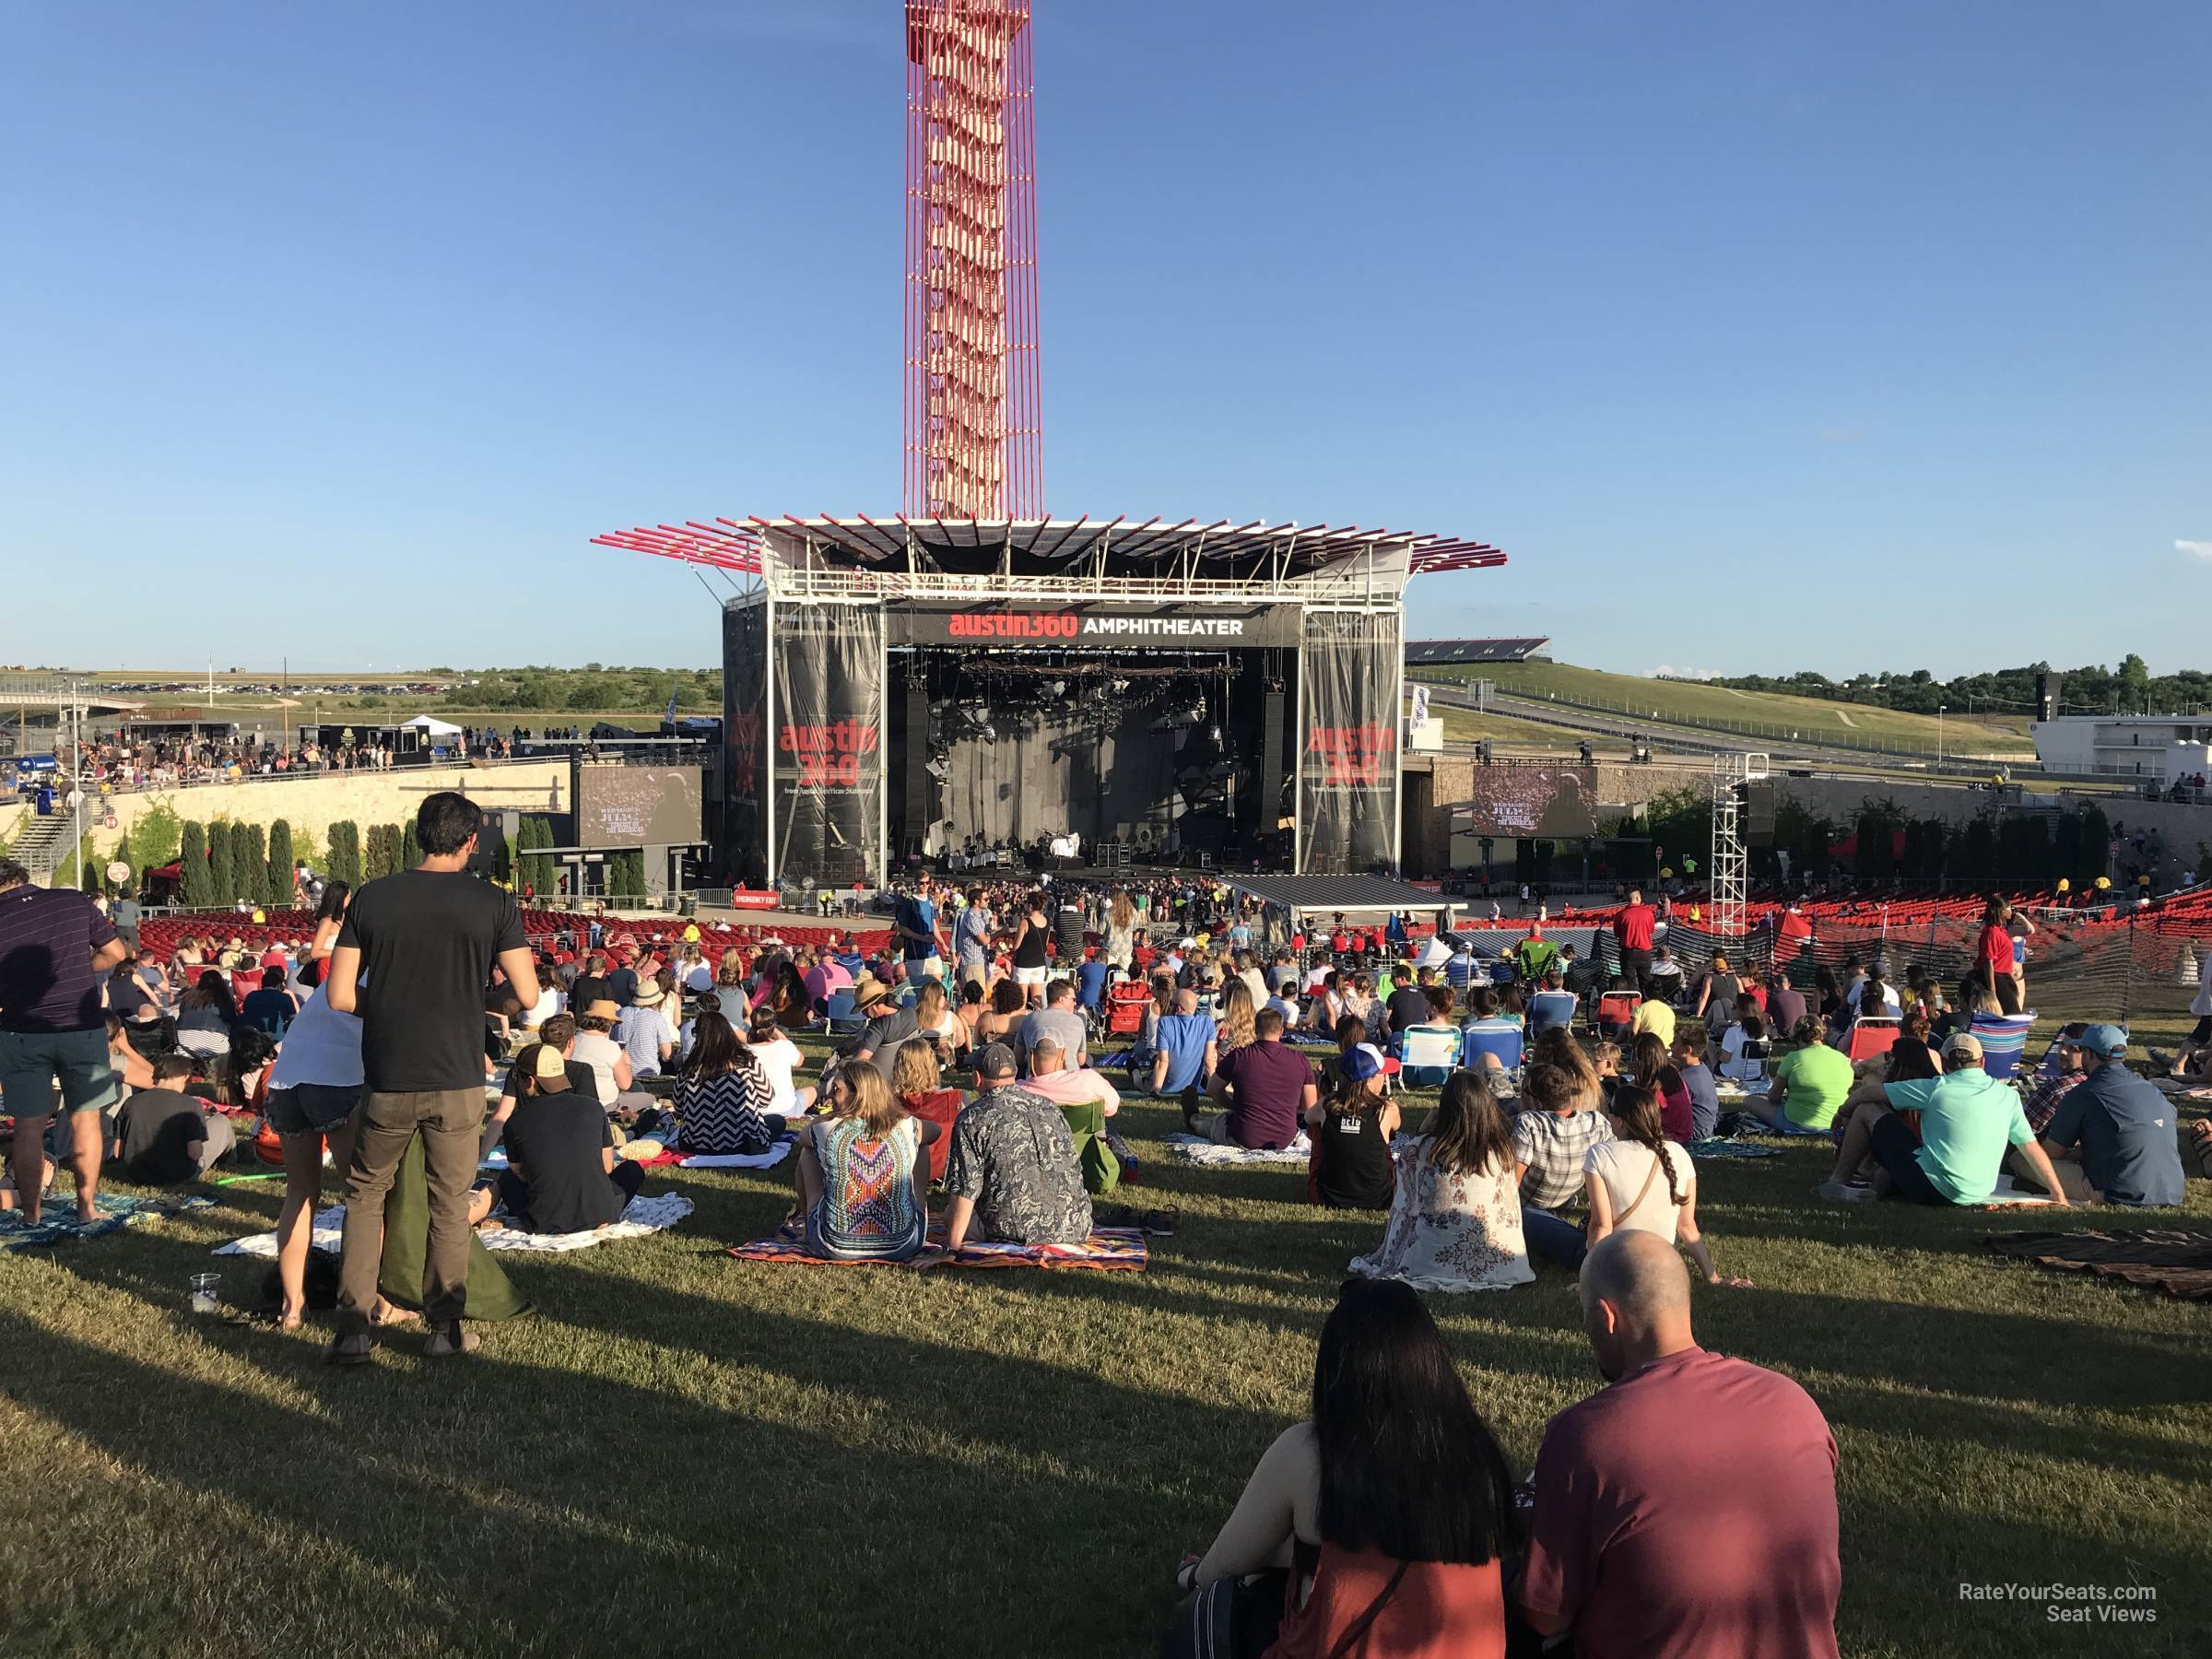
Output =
[
  {"x1": 310, "y1": 880, "x2": 350, "y2": 964},
  {"x1": 1168, "y1": 1277, "x2": 1517, "y2": 1657},
  {"x1": 671, "y1": 1007, "x2": 780, "y2": 1156},
  {"x1": 175, "y1": 973, "x2": 238, "y2": 1057},
  {"x1": 1587, "y1": 1085, "x2": 1747, "y2": 1287},
  {"x1": 1011, "y1": 890, "x2": 1051, "y2": 1004},
  {"x1": 1629, "y1": 1030, "x2": 1696, "y2": 1143},
  {"x1": 1351, "y1": 1070, "x2": 1532, "y2": 1292}
]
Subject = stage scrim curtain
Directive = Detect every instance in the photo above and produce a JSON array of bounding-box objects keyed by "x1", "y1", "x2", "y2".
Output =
[
  {"x1": 1298, "y1": 609, "x2": 1400, "y2": 874},
  {"x1": 938, "y1": 701, "x2": 1183, "y2": 850},
  {"x1": 721, "y1": 598, "x2": 770, "y2": 887},
  {"x1": 772, "y1": 604, "x2": 884, "y2": 885}
]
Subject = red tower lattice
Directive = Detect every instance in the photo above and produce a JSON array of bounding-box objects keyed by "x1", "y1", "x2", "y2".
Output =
[{"x1": 904, "y1": 0, "x2": 1042, "y2": 522}]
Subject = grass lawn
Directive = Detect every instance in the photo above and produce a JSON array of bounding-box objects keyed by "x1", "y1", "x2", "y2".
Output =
[
  {"x1": 3, "y1": 1037, "x2": 2207, "y2": 1657},
  {"x1": 1417, "y1": 661, "x2": 2036, "y2": 758}
]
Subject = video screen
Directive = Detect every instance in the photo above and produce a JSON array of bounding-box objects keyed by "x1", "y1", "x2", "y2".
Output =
[
  {"x1": 1454, "y1": 765, "x2": 1598, "y2": 839},
  {"x1": 575, "y1": 764, "x2": 704, "y2": 848}
]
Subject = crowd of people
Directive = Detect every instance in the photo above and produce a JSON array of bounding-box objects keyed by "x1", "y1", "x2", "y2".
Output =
[{"x1": 4, "y1": 805, "x2": 2206, "y2": 1655}]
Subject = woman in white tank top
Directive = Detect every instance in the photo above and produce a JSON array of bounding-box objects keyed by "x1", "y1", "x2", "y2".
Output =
[{"x1": 1583, "y1": 1086, "x2": 1749, "y2": 1287}]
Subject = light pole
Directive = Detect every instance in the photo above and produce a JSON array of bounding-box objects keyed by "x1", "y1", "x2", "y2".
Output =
[{"x1": 1936, "y1": 704, "x2": 1945, "y2": 767}]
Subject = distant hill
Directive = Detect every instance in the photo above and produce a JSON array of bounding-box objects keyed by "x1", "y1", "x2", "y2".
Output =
[{"x1": 1411, "y1": 660, "x2": 2036, "y2": 758}]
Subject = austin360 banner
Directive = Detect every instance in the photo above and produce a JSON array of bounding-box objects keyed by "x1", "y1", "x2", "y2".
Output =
[
  {"x1": 1298, "y1": 608, "x2": 1401, "y2": 873},
  {"x1": 771, "y1": 603, "x2": 884, "y2": 885}
]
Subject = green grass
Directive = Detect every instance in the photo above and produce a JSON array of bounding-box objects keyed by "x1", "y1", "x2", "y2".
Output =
[
  {"x1": 1418, "y1": 661, "x2": 2037, "y2": 758},
  {"x1": 3, "y1": 1041, "x2": 2207, "y2": 1657}
]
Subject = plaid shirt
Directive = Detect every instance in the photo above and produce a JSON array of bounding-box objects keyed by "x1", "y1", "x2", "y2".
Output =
[
  {"x1": 2019, "y1": 1070, "x2": 2084, "y2": 1135},
  {"x1": 1512, "y1": 1108, "x2": 1616, "y2": 1211}
]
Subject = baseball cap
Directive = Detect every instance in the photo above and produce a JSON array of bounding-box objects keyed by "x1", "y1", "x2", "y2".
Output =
[
  {"x1": 975, "y1": 1041, "x2": 1017, "y2": 1080},
  {"x1": 2076, "y1": 1023, "x2": 2128, "y2": 1060},
  {"x1": 1939, "y1": 1031, "x2": 1984, "y2": 1062},
  {"x1": 1339, "y1": 1047, "x2": 1382, "y2": 1083}
]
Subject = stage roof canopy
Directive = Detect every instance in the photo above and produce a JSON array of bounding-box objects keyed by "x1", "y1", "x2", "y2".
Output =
[
  {"x1": 1224, "y1": 874, "x2": 1456, "y2": 918},
  {"x1": 594, "y1": 516, "x2": 1506, "y2": 585}
]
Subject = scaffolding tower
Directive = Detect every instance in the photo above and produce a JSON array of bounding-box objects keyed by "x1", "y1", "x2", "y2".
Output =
[{"x1": 1709, "y1": 750, "x2": 1767, "y2": 938}]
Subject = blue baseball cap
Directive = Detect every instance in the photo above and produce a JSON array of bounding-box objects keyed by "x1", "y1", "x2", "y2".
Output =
[
  {"x1": 1340, "y1": 1047, "x2": 1382, "y2": 1082},
  {"x1": 2072, "y1": 1023, "x2": 2128, "y2": 1059}
]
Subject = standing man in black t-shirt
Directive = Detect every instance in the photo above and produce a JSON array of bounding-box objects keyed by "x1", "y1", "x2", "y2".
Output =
[{"x1": 324, "y1": 793, "x2": 537, "y2": 1363}]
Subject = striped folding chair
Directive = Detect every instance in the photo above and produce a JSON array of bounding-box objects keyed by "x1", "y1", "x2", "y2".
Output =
[{"x1": 1969, "y1": 1011, "x2": 2038, "y2": 1080}]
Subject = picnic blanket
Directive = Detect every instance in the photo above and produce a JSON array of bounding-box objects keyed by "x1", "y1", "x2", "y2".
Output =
[
  {"x1": 0, "y1": 1193, "x2": 215, "y2": 1252},
  {"x1": 1984, "y1": 1227, "x2": 2212, "y2": 1301},
  {"x1": 1162, "y1": 1132, "x2": 1312, "y2": 1166},
  {"x1": 727, "y1": 1218, "x2": 1147, "y2": 1271},
  {"x1": 1683, "y1": 1138, "x2": 1783, "y2": 1160},
  {"x1": 1973, "y1": 1175, "x2": 2059, "y2": 1210},
  {"x1": 215, "y1": 1193, "x2": 696, "y2": 1258},
  {"x1": 677, "y1": 1137, "x2": 796, "y2": 1171}
]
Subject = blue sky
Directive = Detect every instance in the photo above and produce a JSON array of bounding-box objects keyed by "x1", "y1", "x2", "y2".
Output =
[{"x1": 4, "y1": 1, "x2": 2206, "y2": 677}]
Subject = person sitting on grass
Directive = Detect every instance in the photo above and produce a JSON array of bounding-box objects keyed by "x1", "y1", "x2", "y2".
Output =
[
  {"x1": 1741, "y1": 1016, "x2": 1854, "y2": 1135},
  {"x1": 928, "y1": 1043, "x2": 1090, "y2": 1254},
  {"x1": 794, "y1": 1063, "x2": 934, "y2": 1262},
  {"x1": 1353, "y1": 1069, "x2": 1533, "y2": 1290},
  {"x1": 670, "y1": 1007, "x2": 781, "y2": 1157},
  {"x1": 1592, "y1": 1038, "x2": 1627, "y2": 1111},
  {"x1": 111, "y1": 1055, "x2": 237, "y2": 1185},
  {"x1": 1303, "y1": 1046, "x2": 1400, "y2": 1210},
  {"x1": 1813, "y1": 1031, "x2": 2075, "y2": 1207},
  {"x1": 1715, "y1": 1005, "x2": 1770, "y2": 1084},
  {"x1": 1628, "y1": 1030, "x2": 1696, "y2": 1144},
  {"x1": 891, "y1": 1035, "x2": 965, "y2": 1182},
  {"x1": 1669, "y1": 1028, "x2": 1719, "y2": 1139},
  {"x1": 1512, "y1": 1061, "x2": 1613, "y2": 1269},
  {"x1": 1164, "y1": 1277, "x2": 1520, "y2": 1659},
  {"x1": 1194, "y1": 1006, "x2": 1312, "y2": 1149},
  {"x1": 1150, "y1": 987, "x2": 1218, "y2": 1112},
  {"x1": 2036, "y1": 1024, "x2": 2186, "y2": 1207},
  {"x1": 1630, "y1": 982, "x2": 1677, "y2": 1048},
  {"x1": 468, "y1": 1041, "x2": 644, "y2": 1235},
  {"x1": 2020, "y1": 1024, "x2": 2088, "y2": 1133},
  {"x1": 1586, "y1": 1085, "x2": 1749, "y2": 1288},
  {"x1": 1020, "y1": 1032, "x2": 1123, "y2": 1119},
  {"x1": 1517, "y1": 1232, "x2": 1838, "y2": 1655}
]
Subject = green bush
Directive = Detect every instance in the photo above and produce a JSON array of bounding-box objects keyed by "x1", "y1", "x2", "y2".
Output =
[
  {"x1": 400, "y1": 819, "x2": 422, "y2": 873},
  {"x1": 130, "y1": 797, "x2": 183, "y2": 869}
]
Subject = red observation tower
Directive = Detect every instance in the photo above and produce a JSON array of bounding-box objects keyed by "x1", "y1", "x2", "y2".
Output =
[{"x1": 903, "y1": 0, "x2": 1043, "y2": 522}]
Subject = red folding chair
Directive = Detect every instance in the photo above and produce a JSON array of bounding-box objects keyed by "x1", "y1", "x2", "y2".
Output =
[{"x1": 1844, "y1": 1019, "x2": 1901, "y2": 1065}]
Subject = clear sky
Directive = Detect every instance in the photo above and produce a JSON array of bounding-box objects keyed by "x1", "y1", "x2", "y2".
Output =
[{"x1": 4, "y1": 1, "x2": 2206, "y2": 678}]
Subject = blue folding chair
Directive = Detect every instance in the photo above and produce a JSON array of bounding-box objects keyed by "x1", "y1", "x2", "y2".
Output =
[
  {"x1": 1970, "y1": 1010, "x2": 2037, "y2": 1080},
  {"x1": 1462, "y1": 1024, "x2": 1524, "y2": 1073},
  {"x1": 1526, "y1": 991, "x2": 1578, "y2": 1038},
  {"x1": 825, "y1": 989, "x2": 864, "y2": 1034},
  {"x1": 1395, "y1": 1025, "x2": 1461, "y2": 1088}
]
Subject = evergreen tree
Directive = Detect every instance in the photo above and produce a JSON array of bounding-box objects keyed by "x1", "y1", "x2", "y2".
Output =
[
  {"x1": 180, "y1": 821, "x2": 212, "y2": 907},
  {"x1": 363, "y1": 825, "x2": 393, "y2": 881},
  {"x1": 327, "y1": 821, "x2": 362, "y2": 889},
  {"x1": 208, "y1": 821, "x2": 238, "y2": 905},
  {"x1": 234, "y1": 822, "x2": 269, "y2": 907},
  {"x1": 267, "y1": 820, "x2": 295, "y2": 908},
  {"x1": 400, "y1": 818, "x2": 422, "y2": 872}
]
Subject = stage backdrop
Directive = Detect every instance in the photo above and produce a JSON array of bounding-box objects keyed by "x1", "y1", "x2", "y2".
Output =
[
  {"x1": 936, "y1": 701, "x2": 1190, "y2": 852},
  {"x1": 1298, "y1": 609, "x2": 1401, "y2": 873},
  {"x1": 772, "y1": 603, "x2": 884, "y2": 886},
  {"x1": 721, "y1": 598, "x2": 770, "y2": 886}
]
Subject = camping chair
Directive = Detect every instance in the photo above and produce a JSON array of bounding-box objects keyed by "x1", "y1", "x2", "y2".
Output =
[
  {"x1": 1106, "y1": 988, "x2": 1148, "y2": 1039},
  {"x1": 1843, "y1": 1018, "x2": 1900, "y2": 1065},
  {"x1": 1396, "y1": 1025, "x2": 1460, "y2": 1088},
  {"x1": 1969, "y1": 1010, "x2": 2037, "y2": 1080},
  {"x1": 824, "y1": 989, "x2": 864, "y2": 1034},
  {"x1": 1527, "y1": 991, "x2": 1578, "y2": 1038},
  {"x1": 1595, "y1": 992, "x2": 1639, "y2": 1040},
  {"x1": 1056, "y1": 1099, "x2": 1121, "y2": 1196},
  {"x1": 905, "y1": 1088, "x2": 963, "y2": 1183},
  {"x1": 1462, "y1": 1024, "x2": 1524, "y2": 1074}
]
